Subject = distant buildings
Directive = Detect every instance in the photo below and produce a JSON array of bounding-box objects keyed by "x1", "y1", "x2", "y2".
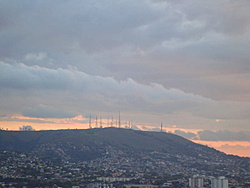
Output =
[
  {"x1": 19, "y1": 125, "x2": 34, "y2": 131},
  {"x1": 97, "y1": 177, "x2": 132, "y2": 182},
  {"x1": 125, "y1": 185, "x2": 158, "y2": 188},
  {"x1": 87, "y1": 183, "x2": 114, "y2": 188},
  {"x1": 189, "y1": 175, "x2": 204, "y2": 188},
  {"x1": 188, "y1": 175, "x2": 229, "y2": 188},
  {"x1": 211, "y1": 176, "x2": 228, "y2": 188}
]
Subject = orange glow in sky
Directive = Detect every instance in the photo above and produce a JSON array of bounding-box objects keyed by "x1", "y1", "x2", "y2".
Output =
[
  {"x1": 192, "y1": 140, "x2": 250, "y2": 158},
  {"x1": 1, "y1": 115, "x2": 249, "y2": 158}
]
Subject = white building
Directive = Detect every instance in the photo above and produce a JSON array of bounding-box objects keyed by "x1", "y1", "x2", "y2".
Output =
[
  {"x1": 189, "y1": 175, "x2": 204, "y2": 188},
  {"x1": 211, "y1": 176, "x2": 228, "y2": 188},
  {"x1": 97, "y1": 177, "x2": 132, "y2": 182},
  {"x1": 19, "y1": 125, "x2": 34, "y2": 131}
]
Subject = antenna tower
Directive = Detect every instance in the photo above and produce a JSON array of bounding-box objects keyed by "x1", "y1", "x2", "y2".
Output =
[
  {"x1": 89, "y1": 115, "x2": 92, "y2": 129},
  {"x1": 96, "y1": 116, "x2": 98, "y2": 128},
  {"x1": 100, "y1": 117, "x2": 102, "y2": 128},
  {"x1": 118, "y1": 111, "x2": 121, "y2": 128}
]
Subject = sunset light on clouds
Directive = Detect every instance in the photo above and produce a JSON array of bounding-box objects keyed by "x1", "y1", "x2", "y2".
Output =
[{"x1": 1, "y1": 0, "x2": 250, "y2": 157}]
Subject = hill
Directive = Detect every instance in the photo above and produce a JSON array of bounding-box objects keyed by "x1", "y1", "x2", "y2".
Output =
[
  {"x1": 0, "y1": 127, "x2": 223, "y2": 160},
  {"x1": 0, "y1": 127, "x2": 249, "y2": 184}
]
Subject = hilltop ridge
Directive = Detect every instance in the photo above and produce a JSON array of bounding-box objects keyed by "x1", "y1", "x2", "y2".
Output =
[
  {"x1": 0, "y1": 127, "x2": 249, "y2": 186},
  {"x1": 0, "y1": 127, "x2": 229, "y2": 161}
]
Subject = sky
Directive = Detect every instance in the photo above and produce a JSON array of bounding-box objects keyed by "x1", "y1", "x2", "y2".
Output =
[{"x1": 0, "y1": 0, "x2": 250, "y2": 157}]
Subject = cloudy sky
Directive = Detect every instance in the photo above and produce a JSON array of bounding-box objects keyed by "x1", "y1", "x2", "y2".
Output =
[{"x1": 1, "y1": 0, "x2": 250, "y2": 156}]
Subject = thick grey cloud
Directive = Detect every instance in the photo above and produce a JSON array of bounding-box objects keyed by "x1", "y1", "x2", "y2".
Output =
[
  {"x1": 23, "y1": 105, "x2": 77, "y2": 119},
  {"x1": 197, "y1": 130, "x2": 250, "y2": 141},
  {"x1": 1, "y1": 0, "x2": 250, "y2": 135},
  {"x1": 1, "y1": 61, "x2": 250, "y2": 129},
  {"x1": 0, "y1": 61, "x2": 209, "y2": 114},
  {"x1": 174, "y1": 130, "x2": 196, "y2": 139},
  {"x1": 172, "y1": 129, "x2": 250, "y2": 142},
  {"x1": 0, "y1": 116, "x2": 54, "y2": 124}
]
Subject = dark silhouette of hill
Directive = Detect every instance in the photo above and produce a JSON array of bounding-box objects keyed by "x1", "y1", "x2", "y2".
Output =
[
  {"x1": 1, "y1": 128, "x2": 250, "y2": 183},
  {"x1": 0, "y1": 127, "x2": 226, "y2": 161}
]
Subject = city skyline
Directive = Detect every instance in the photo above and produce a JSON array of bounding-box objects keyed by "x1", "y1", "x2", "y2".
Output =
[{"x1": 1, "y1": 0, "x2": 250, "y2": 157}]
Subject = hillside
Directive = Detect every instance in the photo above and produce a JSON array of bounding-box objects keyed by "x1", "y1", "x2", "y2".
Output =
[
  {"x1": 0, "y1": 127, "x2": 223, "y2": 160},
  {"x1": 0, "y1": 127, "x2": 250, "y2": 184}
]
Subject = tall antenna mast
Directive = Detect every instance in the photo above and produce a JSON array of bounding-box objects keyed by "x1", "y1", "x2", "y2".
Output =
[
  {"x1": 111, "y1": 116, "x2": 113, "y2": 127},
  {"x1": 161, "y1": 122, "x2": 163, "y2": 132},
  {"x1": 89, "y1": 115, "x2": 92, "y2": 129},
  {"x1": 118, "y1": 111, "x2": 121, "y2": 128},
  {"x1": 100, "y1": 117, "x2": 102, "y2": 128},
  {"x1": 96, "y1": 116, "x2": 98, "y2": 128}
]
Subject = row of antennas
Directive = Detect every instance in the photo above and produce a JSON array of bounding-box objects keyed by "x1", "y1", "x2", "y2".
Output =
[{"x1": 88, "y1": 112, "x2": 133, "y2": 129}]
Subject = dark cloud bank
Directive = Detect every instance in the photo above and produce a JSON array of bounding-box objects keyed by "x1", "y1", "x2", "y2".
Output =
[
  {"x1": 1, "y1": 0, "x2": 250, "y2": 135},
  {"x1": 174, "y1": 130, "x2": 250, "y2": 142}
]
